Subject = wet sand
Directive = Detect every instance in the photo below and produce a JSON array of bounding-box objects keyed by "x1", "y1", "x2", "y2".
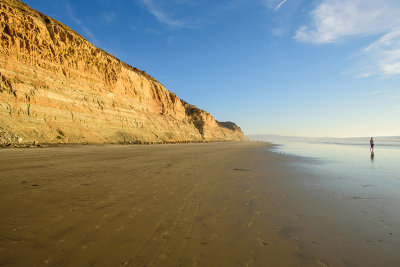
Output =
[{"x1": 0, "y1": 142, "x2": 399, "y2": 266}]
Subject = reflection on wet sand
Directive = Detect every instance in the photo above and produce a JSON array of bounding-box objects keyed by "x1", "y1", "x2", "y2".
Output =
[{"x1": 272, "y1": 140, "x2": 400, "y2": 266}]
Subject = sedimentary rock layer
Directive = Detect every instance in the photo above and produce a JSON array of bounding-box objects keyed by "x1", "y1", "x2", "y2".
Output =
[{"x1": 0, "y1": 0, "x2": 246, "y2": 146}]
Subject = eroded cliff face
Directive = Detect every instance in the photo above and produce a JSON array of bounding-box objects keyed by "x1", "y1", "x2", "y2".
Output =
[{"x1": 0, "y1": 0, "x2": 246, "y2": 146}]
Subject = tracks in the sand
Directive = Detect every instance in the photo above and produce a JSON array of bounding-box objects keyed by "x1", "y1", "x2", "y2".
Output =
[
  {"x1": 0, "y1": 143, "x2": 270, "y2": 266},
  {"x1": 124, "y1": 152, "x2": 213, "y2": 266}
]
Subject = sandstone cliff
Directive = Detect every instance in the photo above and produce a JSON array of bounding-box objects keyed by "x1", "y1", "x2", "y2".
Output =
[{"x1": 0, "y1": 0, "x2": 246, "y2": 146}]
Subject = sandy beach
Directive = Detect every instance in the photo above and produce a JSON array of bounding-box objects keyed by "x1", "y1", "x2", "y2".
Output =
[{"x1": 1, "y1": 142, "x2": 399, "y2": 266}]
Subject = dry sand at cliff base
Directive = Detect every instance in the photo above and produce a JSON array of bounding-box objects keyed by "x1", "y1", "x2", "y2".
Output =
[{"x1": 1, "y1": 142, "x2": 398, "y2": 266}]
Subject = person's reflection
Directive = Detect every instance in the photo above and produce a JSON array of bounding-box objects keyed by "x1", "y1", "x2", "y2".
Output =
[{"x1": 370, "y1": 151, "x2": 375, "y2": 162}]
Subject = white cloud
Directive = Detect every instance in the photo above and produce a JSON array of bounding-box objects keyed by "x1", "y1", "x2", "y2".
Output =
[
  {"x1": 364, "y1": 28, "x2": 400, "y2": 76},
  {"x1": 263, "y1": 0, "x2": 285, "y2": 10},
  {"x1": 295, "y1": 0, "x2": 400, "y2": 77},
  {"x1": 139, "y1": 0, "x2": 187, "y2": 28},
  {"x1": 138, "y1": 0, "x2": 252, "y2": 30},
  {"x1": 138, "y1": 0, "x2": 233, "y2": 30},
  {"x1": 295, "y1": 0, "x2": 400, "y2": 43},
  {"x1": 274, "y1": 0, "x2": 288, "y2": 12}
]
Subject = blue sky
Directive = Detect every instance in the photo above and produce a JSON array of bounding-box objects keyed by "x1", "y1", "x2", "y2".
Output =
[{"x1": 24, "y1": 0, "x2": 400, "y2": 137}]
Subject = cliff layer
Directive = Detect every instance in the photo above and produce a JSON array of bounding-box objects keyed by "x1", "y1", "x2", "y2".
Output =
[{"x1": 0, "y1": 0, "x2": 246, "y2": 146}]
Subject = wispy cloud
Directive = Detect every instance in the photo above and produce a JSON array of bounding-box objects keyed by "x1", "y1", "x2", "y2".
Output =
[
  {"x1": 274, "y1": 0, "x2": 288, "y2": 11},
  {"x1": 138, "y1": 0, "x2": 235, "y2": 30},
  {"x1": 295, "y1": 0, "x2": 400, "y2": 77},
  {"x1": 363, "y1": 28, "x2": 400, "y2": 76},
  {"x1": 263, "y1": 0, "x2": 300, "y2": 37},
  {"x1": 263, "y1": 0, "x2": 288, "y2": 10},
  {"x1": 295, "y1": 0, "x2": 400, "y2": 43},
  {"x1": 65, "y1": 2, "x2": 99, "y2": 45},
  {"x1": 139, "y1": 0, "x2": 187, "y2": 28}
]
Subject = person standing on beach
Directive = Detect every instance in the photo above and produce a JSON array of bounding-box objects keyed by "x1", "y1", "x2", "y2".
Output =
[{"x1": 370, "y1": 137, "x2": 374, "y2": 152}]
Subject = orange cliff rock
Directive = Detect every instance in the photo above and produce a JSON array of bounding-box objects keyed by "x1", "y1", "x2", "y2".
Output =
[{"x1": 0, "y1": 0, "x2": 246, "y2": 146}]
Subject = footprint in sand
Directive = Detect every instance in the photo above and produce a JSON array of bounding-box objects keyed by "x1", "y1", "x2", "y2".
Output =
[
  {"x1": 161, "y1": 230, "x2": 170, "y2": 240},
  {"x1": 246, "y1": 217, "x2": 255, "y2": 228},
  {"x1": 245, "y1": 259, "x2": 255, "y2": 267},
  {"x1": 200, "y1": 239, "x2": 208, "y2": 246},
  {"x1": 245, "y1": 250, "x2": 255, "y2": 266},
  {"x1": 317, "y1": 259, "x2": 329, "y2": 267},
  {"x1": 257, "y1": 238, "x2": 268, "y2": 247},
  {"x1": 158, "y1": 248, "x2": 170, "y2": 260}
]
